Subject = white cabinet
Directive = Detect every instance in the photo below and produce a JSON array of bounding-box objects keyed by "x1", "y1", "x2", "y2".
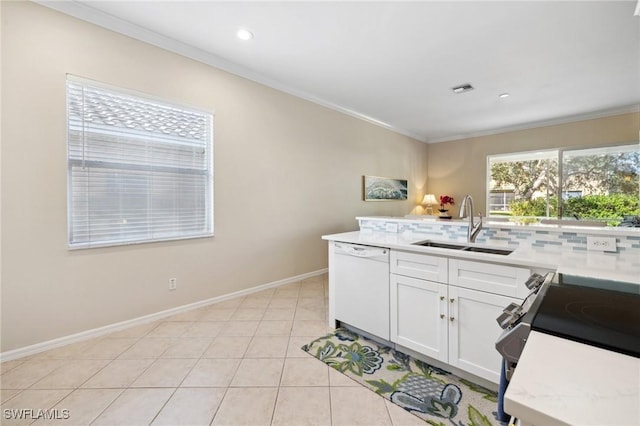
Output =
[
  {"x1": 391, "y1": 251, "x2": 448, "y2": 282},
  {"x1": 390, "y1": 274, "x2": 448, "y2": 361},
  {"x1": 390, "y1": 250, "x2": 449, "y2": 361},
  {"x1": 332, "y1": 244, "x2": 541, "y2": 384},
  {"x1": 449, "y1": 259, "x2": 531, "y2": 299},
  {"x1": 389, "y1": 250, "x2": 532, "y2": 384},
  {"x1": 448, "y1": 286, "x2": 520, "y2": 383}
]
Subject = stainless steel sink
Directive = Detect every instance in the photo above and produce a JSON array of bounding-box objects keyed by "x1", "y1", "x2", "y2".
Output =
[
  {"x1": 413, "y1": 241, "x2": 466, "y2": 250},
  {"x1": 412, "y1": 240, "x2": 513, "y2": 256},
  {"x1": 461, "y1": 246, "x2": 513, "y2": 255}
]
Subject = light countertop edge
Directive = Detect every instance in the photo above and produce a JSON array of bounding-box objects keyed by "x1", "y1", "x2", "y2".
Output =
[
  {"x1": 504, "y1": 331, "x2": 640, "y2": 426},
  {"x1": 322, "y1": 230, "x2": 640, "y2": 284},
  {"x1": 356, "y1": 216, "x2": 640, "y2": 237},
  {"x1": 322, "y1": 231, "x2": 556, "y2": 270}
]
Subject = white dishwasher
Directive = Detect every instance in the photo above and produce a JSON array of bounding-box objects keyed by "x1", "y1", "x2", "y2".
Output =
[{"x1": 333, "y1": 242, "x2": 390, "y2": 340}]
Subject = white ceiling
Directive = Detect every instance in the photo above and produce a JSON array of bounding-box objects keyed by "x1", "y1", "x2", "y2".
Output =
[{"x1": 40, "y1": 1, "x2": 640, "y2": 143}]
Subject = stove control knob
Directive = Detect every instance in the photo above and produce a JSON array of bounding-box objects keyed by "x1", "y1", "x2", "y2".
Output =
[
  {"x1": 524, "y1": 273, "x2": 544, "y2": 290},
  {"x1": 497, "y1": 311, "x2": 515, "y2": 329}
]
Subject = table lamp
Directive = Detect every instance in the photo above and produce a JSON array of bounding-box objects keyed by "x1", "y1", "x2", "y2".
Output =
[{"x1": 422, "y1": 194, "x2": 437, "y2": 215}]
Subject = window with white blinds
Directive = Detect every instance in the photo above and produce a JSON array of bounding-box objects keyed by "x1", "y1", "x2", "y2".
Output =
[{"x1": 66, "y1": 77, "x2": 213, "y2": 249}]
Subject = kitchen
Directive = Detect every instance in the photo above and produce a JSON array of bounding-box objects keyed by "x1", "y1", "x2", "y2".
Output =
[
  {"x1": 1, "y1": 1, "x2": 639, "y2": 425},
  {"x1": 324, "y1": 214, "x2": 640, "y2": 425}
]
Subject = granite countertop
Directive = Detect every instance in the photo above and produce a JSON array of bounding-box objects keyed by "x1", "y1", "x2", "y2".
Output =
[{"x1": 322, "y1": 230, "x2": 640, "y2": 284}]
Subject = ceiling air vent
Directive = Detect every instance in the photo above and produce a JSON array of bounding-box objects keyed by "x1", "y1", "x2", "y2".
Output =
[{"x1": 452, "y1": 83, "x2": 474, "y2": 94}]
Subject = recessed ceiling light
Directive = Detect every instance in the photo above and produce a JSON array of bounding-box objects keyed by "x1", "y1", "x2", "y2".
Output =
[
  {"x1": 452, "y1": 83, "x2": 474, "y2": 94},
  {"x1": 236, "y1": 28, "x2": 253, "y2": 41},
  {"x1": 499, "y1": 93, "x2": 510, "y2": 98}
]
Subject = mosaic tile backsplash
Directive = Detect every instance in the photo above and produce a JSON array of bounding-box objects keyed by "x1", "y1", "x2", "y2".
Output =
[{"x1": 359, "y1": 218, "x2": 640, "y2": 254}]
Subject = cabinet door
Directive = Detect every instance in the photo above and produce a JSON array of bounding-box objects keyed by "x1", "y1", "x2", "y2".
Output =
[
  {"x1": 448, "y1": 286, "x2": 520, "y2": 383},
  {"x1": 390, "y1": 274, "x2": 448, "y2": 362}
]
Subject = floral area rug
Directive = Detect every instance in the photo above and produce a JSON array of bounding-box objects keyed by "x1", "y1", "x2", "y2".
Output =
[{"x1": 302, "y1": 328, "x2": 502, "y2": 426}]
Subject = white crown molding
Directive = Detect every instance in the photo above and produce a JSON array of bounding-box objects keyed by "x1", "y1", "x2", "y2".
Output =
[
  {"x1": 34, "y1": 0, "x2": 425, "y2": 142},
  {"x1": 32, "y1": 1, "x2": 640, "y2": 145},
  {"x1": 426, "y1": 104, "x2": 640, "y2": 144}
]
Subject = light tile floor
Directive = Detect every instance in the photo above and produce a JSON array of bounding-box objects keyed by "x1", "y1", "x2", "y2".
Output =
[{"x1": 0, "y1": 275, "x2": 425, "y2": 425}]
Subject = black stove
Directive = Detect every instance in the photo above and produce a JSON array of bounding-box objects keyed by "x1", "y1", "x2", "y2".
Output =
[
  {"x1": 496, "y1": 272, "x2": 640, "y2": 381},
  {"x1": 531, "y1": 274, "x2": 640, "y2": 358},
  {"x1": 495, "y1": 272, "x2": 640, "y2": 423}
]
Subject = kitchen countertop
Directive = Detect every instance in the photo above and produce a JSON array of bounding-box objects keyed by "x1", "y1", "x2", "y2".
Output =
[
  {"x1": 322, "y1": 231, "x2": 640, "y2": 426},
  {"x1": 504, "y1": 331, "x2": 640, "y2": 426},
  {"x1": 323, "y1": 229, "x2": 640, "y2": 425},
  {"x1": 322, "y1": 231, "x2": 640, "y2": 284}
]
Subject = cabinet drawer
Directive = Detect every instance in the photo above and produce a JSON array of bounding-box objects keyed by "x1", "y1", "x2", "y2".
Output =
[
  {"x1": 390, "y1": 250, "x2": 447, "y2": 282},
  {"x1": 448, "y1": 259, "x2": 530, "y2": 298}
]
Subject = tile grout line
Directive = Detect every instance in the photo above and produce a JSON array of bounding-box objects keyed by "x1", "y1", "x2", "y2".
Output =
[
  {"x1": 269, "y1": 290, "x2": 298, "y2": 426},
  {"x1": 148, "y1": 321, "x2": 213, "y2": 424},
  {"x1": 93, "y1": 303, "x2": 229, "y2": 425},
  {"x1": 16, "y1": 324, "x2": 160, "y2": 426},
  {"x1": 163, "y1": 299, "x2": 248, "y2": 423},
  {"x1": 205, "y1": 298, "x2": 247, "y2": 425},
  {"x1": 2, "y1": 277, "x2": 338, "y2": 426}
]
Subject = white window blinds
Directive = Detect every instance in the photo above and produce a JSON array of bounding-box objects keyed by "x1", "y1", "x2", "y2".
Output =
[{"x1": 67, "y1": 77, "x2": 213, "y2": 248}]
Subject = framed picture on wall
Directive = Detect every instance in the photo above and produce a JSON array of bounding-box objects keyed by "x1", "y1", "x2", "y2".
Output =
[{"x1": 363, "y1": 175, "x2": 408, "y2": 201}]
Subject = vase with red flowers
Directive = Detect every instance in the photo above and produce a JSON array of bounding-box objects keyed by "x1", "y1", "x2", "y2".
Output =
[{"x1": 439, "y1": 195, "x2": 454, "y2": 219}]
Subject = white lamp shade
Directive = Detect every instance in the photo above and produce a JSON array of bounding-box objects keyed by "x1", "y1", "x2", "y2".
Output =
[{"x1": 422, "y1": 194, "x2": 438, "y2": 205}]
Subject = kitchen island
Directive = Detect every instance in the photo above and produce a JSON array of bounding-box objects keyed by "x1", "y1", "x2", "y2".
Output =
[{"x1": 323, "y1": 216, "x2": 640, "y2": 426}]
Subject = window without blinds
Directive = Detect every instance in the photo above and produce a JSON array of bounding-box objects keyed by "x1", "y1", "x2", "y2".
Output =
[{"x1": 67, "y1": 77, "x2": 213, "y2": 248}]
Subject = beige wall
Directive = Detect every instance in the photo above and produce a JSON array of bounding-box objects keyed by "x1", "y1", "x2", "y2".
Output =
[
  {"x1": 427, "y1": 112, "x2": 640, "y2": 216},
  {"x1": 0, "y1": 2, "x2": 428, "y2": 352}
]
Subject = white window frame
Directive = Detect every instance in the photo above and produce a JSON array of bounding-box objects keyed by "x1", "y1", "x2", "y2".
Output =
[
  {"x1": 486, "y1": 149, "x2": 558, "y2": 218},
  {"x1": 66, "y1": 76, "x2": 214, "y2": 249},
  {"x1": 486, "y1": 143, "x2": 640, "y2": 221}
]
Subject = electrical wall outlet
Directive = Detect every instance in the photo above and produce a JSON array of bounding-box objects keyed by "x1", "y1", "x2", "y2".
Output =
[
  {"x1": 586, "y1": 236, "x2": 617, "y2": 252},
  {"x1": 168, "y1": 278, "x2": 177, "y2": 291}
]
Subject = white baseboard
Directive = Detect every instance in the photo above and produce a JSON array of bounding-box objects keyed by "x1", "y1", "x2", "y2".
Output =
[{"x1": 0, "y1": 268, "x2": 327, "y2": 362}]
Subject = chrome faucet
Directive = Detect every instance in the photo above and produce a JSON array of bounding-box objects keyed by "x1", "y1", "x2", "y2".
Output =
[{"x1": 459, "y1": 195, "x2": 483, "y2": 243}]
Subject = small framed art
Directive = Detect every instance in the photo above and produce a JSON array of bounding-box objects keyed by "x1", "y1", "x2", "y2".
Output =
[{"x1": 363, "y1": 175, "x2": 408, "y2": 201}]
